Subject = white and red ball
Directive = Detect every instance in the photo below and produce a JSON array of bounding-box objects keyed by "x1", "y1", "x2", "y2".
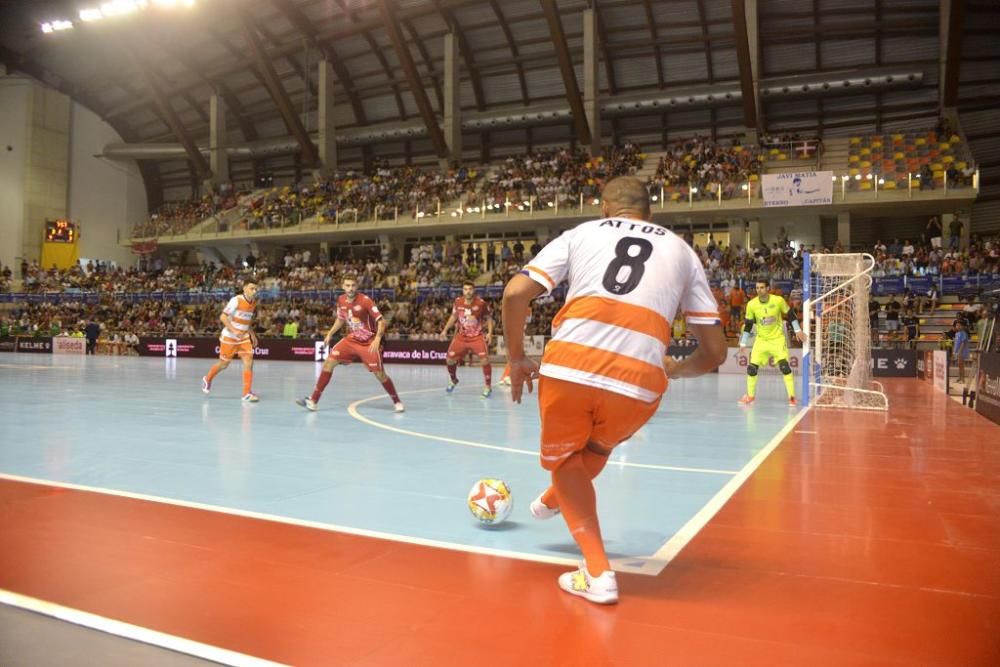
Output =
[{"x1": 467, "y1": 479, "x2": 513, "y2": 525}]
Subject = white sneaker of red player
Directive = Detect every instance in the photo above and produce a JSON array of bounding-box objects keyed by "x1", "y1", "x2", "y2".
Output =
[
  {"x1": 296, "y1": 397, "x2": 317, "y2": 412},
  {"x1": 446, "y1": 380, "x2": 458, "y2": 393},
  {"x1": 529, "y1": 493, "x2": 560, "y2": 520},
  {"x1": 201, "y1": 376, "x2": 211, "y2": 394},
  {"x1": 241, "y1": 392, "x2": 259, "y2": 403},
  {"x1": 481, "y1": 386, "x2": 492, "y2": 398},
  {"x1": 558, "y1": 567, "x2": 618, "y2": 605},
  {"x1": 394, "y1": 402, "x2": 405, "y2": 413}
]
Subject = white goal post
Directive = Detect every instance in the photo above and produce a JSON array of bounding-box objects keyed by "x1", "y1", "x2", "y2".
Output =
[{"x1": 802, "y1": 253, "x2": 889, "y2": 410}]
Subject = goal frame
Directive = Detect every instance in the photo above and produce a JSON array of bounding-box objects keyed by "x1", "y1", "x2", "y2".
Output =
[{"x1": 802, "y1": 252, "x2": 889, "y2": 410}]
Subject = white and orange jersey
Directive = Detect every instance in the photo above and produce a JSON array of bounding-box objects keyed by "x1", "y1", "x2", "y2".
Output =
[
  {"x1": 523, "y1": 218, "x2": 719, "y2": 402},
  {"x1": 220, "y1": 294, "x2": 257, "y2": 344}
]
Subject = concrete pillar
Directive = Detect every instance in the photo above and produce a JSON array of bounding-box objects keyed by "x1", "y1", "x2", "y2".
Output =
[
  {"x1": 318, "y1": 59, "x2": 337, "y2": 174},
  {"x1": 443, "y1": 33, "x2": 462, "y2": 165},
  {"x1": 745, "y1": 0, "x2": 762, "y2": 141},
  {"x1": 23, "y1": 85, "x2": 71, "y2": 265},
  {"x1": 582, "y1": 8, "x2": 601, "y2": 155},
  {"x1": 837, "y1": 211, "x2": 851, "y2": 249},
  {"x1": 209, "y1": 94, "x2": 229, "y2": 189},
  {"x1": 747, "y1": 218, "x2": 762, "y2": 248},
  {"x1": 728, "y1": 220, "x2": 747, "y2": 250}
]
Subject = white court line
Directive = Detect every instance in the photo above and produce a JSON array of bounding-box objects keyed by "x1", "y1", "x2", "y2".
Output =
[
  {"x1": 0, "y1": 589, "x2": 286, "y2": 667},
  {"x1": 0, "y1": 471, "x2": 582, "y2": 570},
  {"x1": 631, "y1": 406, "x2": 812, "y2": 575},
  {"x1": 347, "y1": 389, "x2": 739, "y2": 476}
]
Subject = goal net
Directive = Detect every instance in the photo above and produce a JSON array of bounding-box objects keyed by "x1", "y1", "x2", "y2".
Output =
[{"x1": 803, "y1": 253, "x2": 888, "y2": 410}]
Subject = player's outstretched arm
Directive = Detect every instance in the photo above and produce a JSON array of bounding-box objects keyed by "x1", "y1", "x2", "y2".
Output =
[
  {"x1": 663, "y1": 323, "x2": 728, "y2": 379},
  {"x1": 502, "y1": 274, "x2": 545, "y2": 404},
  {"x1": 324, "y1": 318, "x2": 344, "y2": 347},
  {"x1": 440, "y1": 313, "x2": 457, "y2": 339}
]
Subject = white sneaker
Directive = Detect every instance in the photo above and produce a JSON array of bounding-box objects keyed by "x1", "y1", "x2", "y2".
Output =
[
  {"x1": 394, "y1": 402, "x2": 405, "y2": 413},
  {"x1": 241, "y1": 392, "x2": 259, "y2": 403},
  {"x1": 529, "y1": 493, "x2": 560, "y2": 520},
  {"x1": 201, "y1": 376, "x2": 211, "y2": 394},
  {"x1": 296, "y1": 397, "x2": 317, "y2": 412},
  {"x1": 558, "y1": 567, "x2": 618, "y2": 605}
]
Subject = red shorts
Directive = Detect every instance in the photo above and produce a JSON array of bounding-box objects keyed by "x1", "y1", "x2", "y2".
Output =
[
  {"x1": 448, "y1": 336, "x2": 488, "y2": 362},
  {"x1": 330, "y1": 337, "x2": 383, "y2": 371},
  {"x1": 537, "y1": 376, "x2": 661, "y2": 471}
]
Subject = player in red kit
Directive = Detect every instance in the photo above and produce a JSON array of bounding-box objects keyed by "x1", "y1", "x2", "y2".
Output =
[
  {"x1": 296, "y1": 276, "x2": 404, "y2": 413},
  {"x1": 440, "y1": 281, "x2": 494, "y2": 397}
]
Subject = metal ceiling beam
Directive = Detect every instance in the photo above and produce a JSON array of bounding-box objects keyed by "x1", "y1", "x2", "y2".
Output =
[
  {"x1": 696, "y1": 0, "x2": 714, "y2": 82},
  {"x1": 334, "y1": 0, "x2": 407, "y2": 120},
  {"x1": 238, "y1": 13, "x2": 319, "y2": 167},
  {"x1": 487, "y1": 0, "x2": 530, "y2": 105},
  {"x1": 129, "y1": 46, "x2": 213, "y2": 182},
  {"x1": 731, "y1": 0, "x2": 759, "y2": 130},
  {"x1": 942, "y1": 0, "x2": 966, "y2": 107},
  {"x1": 642, "y1": 0, "x2": 665, "y2": 87},
  {"x1": 592, "y1": 2, "x2": 618, "y2": 95},
  {"x1": 539, "y1": 0, "x2": 592, "y2": 145},
  {"x1": 432, "y1": 1, "x2": 485, "y2": 111},
  {"x1": 403, "y1": 19, "x2": 445, "y2": 112},
  {"x1": 377, "y1": 0, "x2": 449, "y2": 158},
  {"x1": 256, "y1": 22, "x2": 318, "y2": 100},
  {"x1": 270, "y1": 0, "x2": 368, "y2": 124}
]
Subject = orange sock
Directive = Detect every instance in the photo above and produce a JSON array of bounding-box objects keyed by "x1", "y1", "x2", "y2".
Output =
[
  {"x1": 541, "y1": 446, "x2": 609, "y2": 510},
  {"x1": 242, "y1": 369, "x2": 253, "y2": 395},
  {"x1": 205, "y1": 363, "x2": 223, "y2": 382},
  {"x1": 552, "y1": 452, "x2": 610, "y2": 576}
]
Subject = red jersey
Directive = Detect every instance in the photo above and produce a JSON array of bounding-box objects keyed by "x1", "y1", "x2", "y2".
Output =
[
  {"x1": 337, "y1": 292, "x2": 382, "y2": 344},
  {"x1": 452, "y1": 296, "x2": 490, "y2": 340}
]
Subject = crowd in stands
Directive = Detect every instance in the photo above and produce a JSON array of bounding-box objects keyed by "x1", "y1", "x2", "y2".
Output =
[
  {"x1": 131, "y1": 188, "x2": 245, "y2": 238},
  {"x1": 473, "y1": 144, "x2": 644, "y2": 211},
  {"x1": 648, "y1": 136, "x2": 764, "y2": 202}
]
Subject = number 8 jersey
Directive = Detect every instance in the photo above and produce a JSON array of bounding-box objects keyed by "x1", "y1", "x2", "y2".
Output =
[{"x1": 523, "y1": 217, "x2": 719, "y2": 402}]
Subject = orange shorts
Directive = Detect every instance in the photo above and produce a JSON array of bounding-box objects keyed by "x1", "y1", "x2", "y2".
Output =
[
  {"x1": 219, "y1": 339, "x2": 253, "y2": 361},
  {"x1": 537, "y1": 375, "x2": 661, "y2": 471},
  {"x1": 448, "y1": 336, "x2": 488, "y2": 361}
]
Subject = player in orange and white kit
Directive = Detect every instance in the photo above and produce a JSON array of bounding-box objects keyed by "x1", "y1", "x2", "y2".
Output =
[
  {"x1": 202, "y1": 282, "x2": 260, "y2": 402},
  {"x1": 503, "y1": 177, "x2": 727, "y2": 604},
  {"x1": 296, "y1": 276, "x2": 404, "y2": 413},
  {"x1": 440, "y1": 281, "x2": 494, "y2": 397}
]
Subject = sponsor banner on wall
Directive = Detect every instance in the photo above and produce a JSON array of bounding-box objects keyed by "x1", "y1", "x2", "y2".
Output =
[
  {"x1": 53, "y1": 337, "x2": 86, "y2": 355},
  {"x1": 870, "y1": 349, "x2": 917, "y2": 378},
  {"x1": 15, "y1": 338, "x2": 53, "y2": 353},
  {"x1": 974, "y1": 352, "x2": 1000, "y2": 426},
  {"x1": 719, "y1": 348, "x2": 803, "y2": 375},
  {"x1": 494, "y1": 335, "x2": 546, "y2": 357},
  {"x1": 0, "y1": 336, "x2": 17, "y2": 352},
  {"x1": 762, "y1": 171, "x2": 834, "y2": 207},
  {"x1": 933, "y1": 350, "x2": 949, "y2": 394},
  {"x1": 924, "y1": 351, "x2": 934, "y2": 384},
  {"x1": 137, "y1": 337, "x2": 458, "y2": 364},
  {"x1": 916, "y1": 352, "x2": 926, "y2": 380}
]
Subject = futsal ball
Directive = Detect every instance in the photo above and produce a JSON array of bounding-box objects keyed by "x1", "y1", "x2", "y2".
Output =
[{"x1": 467, "y1": 479, "x2": 513, "y2": 525}]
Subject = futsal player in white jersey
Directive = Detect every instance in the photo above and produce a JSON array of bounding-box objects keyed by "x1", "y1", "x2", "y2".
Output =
[
  {"x1": 502, "y1": 177, "x2": 727, "y2": 604},
  {"x1": 202, "y1": 282, "x2": 260, "y2": 402}
]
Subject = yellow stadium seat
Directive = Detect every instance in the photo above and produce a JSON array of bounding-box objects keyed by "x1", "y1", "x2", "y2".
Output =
[
  {"x1": 933, "y1": 170, "x2": 944, "y2": 179},
  {"x1": 942, "y1": 155, "x2": 955, "y2": 164},
  {"x1": 849, "y1": 154, "x2": 860, "y2": 163},
  {"x1": 850, "y1": 137, "x2": 861, "y2": 144},
  {"x1": 871, "y1": 140, "x2": 883, "y2": 148},
  {"x1": 883, "y1": 180, "x2": 897, "y2": 190},
  {"x1": 950, "y1": 134, "x2": 961, "y2": 143},
  {"x1": 849, "y1": 168, "x2": 860, "y2": 176},
  {"x1": 931, "y1": 162, "x2": 943, "y2": 171},
  {"x1": 860, "y1": 181, "x2": 873, "y2": 190},
  {"x1": 956, "y1": 161, "x2": 967, "y2": 169},
  {"x1": 939, "y1": 143, "x2": 950, "y2": 150},
  {"x1": 777, "y1": 153, "x2": 787, "y2": 160},
  {"x1": 769, "y1": 148, "x2": 780, "y2": 156},
  {"x1": 893, "y1": 151, "x2": 905, "y2": 160},
  {"x1": 915, "y1": 137, "x2": 926, "y2": 146},
  {"x1": 892, "y1": 133, "x2": 904, "y2": 141},
  {"x1": 860, "y1": 160, "x2": 872, "y2": 168},
  {"x1": 750, "y1": 174, "x2": 759, "y2": 181},
  {"x1": 860, "y1": 147, "x2": 871, "y2": 156}
]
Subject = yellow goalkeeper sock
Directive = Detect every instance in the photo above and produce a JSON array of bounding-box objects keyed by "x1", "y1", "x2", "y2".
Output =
[
  {"x1": 783, "y1": 372, "x2": 795, "y2": 398},
  {"x1": 747, "y1": 374, "x2": 759, "y2": 398}
]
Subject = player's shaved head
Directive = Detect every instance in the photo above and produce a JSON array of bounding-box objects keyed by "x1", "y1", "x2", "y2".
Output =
[{"x1": 601, "y1": 176, "x2": 651, "y2": 220}]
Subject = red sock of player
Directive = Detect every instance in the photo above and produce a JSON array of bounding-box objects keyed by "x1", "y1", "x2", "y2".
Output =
[
  {"x1": 205, "y1": 363, "x2": 223, "y2": 382},
  {"x1": 541, "y1": 446, "x2": 609, "y2": 510},
  {"x1": 381, "y1": 377, "x2": 401, "y2": 403},
  {"x1": 311, "y1": 370, "x2": 333, "y2": 403},
  {"x1": 482, "y1": 363, "x2": 492, "y2": 387},
  {"x1": 242, "y1": 369, "x2": 253, "y2": 395},
  {"x1": 552, "y1": 452, "x2": 611, "y2": 577},
  {"x1": 447, "y1": 363, "x2": 459, "y2": 383}
]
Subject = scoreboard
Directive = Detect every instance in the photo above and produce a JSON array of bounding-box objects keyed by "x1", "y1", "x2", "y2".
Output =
[{"x1": 45, "y1": 219, "x2": 78, "y2": 243}]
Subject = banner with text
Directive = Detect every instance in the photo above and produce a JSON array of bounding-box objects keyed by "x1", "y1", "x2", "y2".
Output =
[{"x1": 762, "y1": 171, "x2": 834, "y2": 208}]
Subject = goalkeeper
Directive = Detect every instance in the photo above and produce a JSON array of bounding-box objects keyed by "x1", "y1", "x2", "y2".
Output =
[{"x1": 738, "y1": 280, "x2": 807, "y2": 406}]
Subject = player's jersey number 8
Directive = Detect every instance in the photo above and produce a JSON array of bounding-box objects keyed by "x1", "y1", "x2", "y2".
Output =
[{"x1": 602, "y1": 236, "x2": 654, "y2": 295}]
